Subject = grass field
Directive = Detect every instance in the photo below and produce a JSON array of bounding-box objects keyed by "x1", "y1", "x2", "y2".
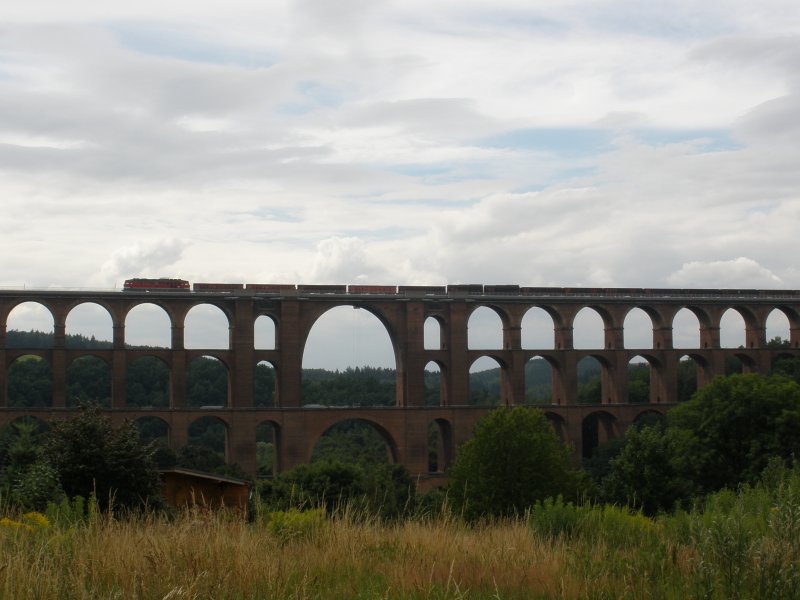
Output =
[{"x1": 3, "y1": 472, "x2": 800, "y2": 600}]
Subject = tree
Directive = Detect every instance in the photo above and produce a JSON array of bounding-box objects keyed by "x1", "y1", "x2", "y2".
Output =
[
  {"x1": 600, "y1": 422, "x2": 694, "y2": 514},
  {"x1": 668, "y1": 373, "x2": 800, "y2": 493},
  {"x1": 448, "y1": 407, "x2": 583, "y2": 520},
  {"x1": 43, "y1": 404, "x2": 163, "y2": 511},
  {"x1": 0, "y1": 419, "x2": 48, "y2": 496}
]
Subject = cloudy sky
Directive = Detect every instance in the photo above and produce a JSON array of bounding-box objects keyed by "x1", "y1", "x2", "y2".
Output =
[{"x1": 2, "y1": 1, "x2": 799, "y2": 365}]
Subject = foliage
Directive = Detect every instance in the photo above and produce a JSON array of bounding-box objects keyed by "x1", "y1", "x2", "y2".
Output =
[
  {"x1": 186, "y1": 357, "x2": 228, "y2": 407},
  {"x1": 254, "y1": 362, "x2": 276, "y2": 406},
  {"x1": 43, "y1": 404, "x2": 163, "y2": 511},
  {"x1": 262, "y1": 507, "x2": 328, "y2": 542},
  {"x1": 258, "y1": 460, "x2": 414, "y2": 520},
  {"x1": 13, "y1": 461, "x2": 65, "y2": 511},
  {"x1": 5, "y1": 329, "x2": 57, "y2": 348},
  {"x1": 594, "y1": 373, "x2": 800, "y2": 511},
  {"x1": 66, "y1": 356, "x2": 111, "y2": 407},
  {"x1": 668, "y1": 373, "x2": 800, "y2": 493},
  {"x1": 627, "y1": 363, "x2": 650, "y2": 403},
  {"x1": 7, "y1": 356, "x2": 53, "y2": 407},
  {"x1": 5, "y1": 464, "x2": 800, "y2": 598},
  {"x1": 676, "y1": 357, "x2": 699, "y2": 402},
  {"x1": 770, "y1": 337, "x2": 800, "y2": 385},
  {"x1": 310, "y1": 420, "x2": 389, "y2": 465},
  {"x1": 523, "y1": 358, "x2": 553, "y2": 404},
  {"x1": 448, "y1": 407, "x2": 584, "y2": 520},
  {"x1": 125, "y1": 356, "x2": 169, "y2": 407},
  {"x1": 302, "y1": 366, "x2": 395, "y2": 407},
  {"x1": 529, "y1": 496, "x2": 658, "y2": 546},
  {"x1": 0, "y1": 419, "x2": 53, "y2": 508},
  {"x1": 599, "y1": 422, "x2": 694, "y2": 514}
]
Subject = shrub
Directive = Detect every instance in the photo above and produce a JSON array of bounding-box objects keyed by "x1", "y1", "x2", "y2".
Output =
[
  {"x1": 264, "y1": 507, "x2": 327, "y2": 542},
  {"x1": 448, "y1": 407, "x2": 583, "y2": 520}
]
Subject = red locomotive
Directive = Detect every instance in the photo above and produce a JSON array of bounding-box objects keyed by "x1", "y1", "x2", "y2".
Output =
[{"x1": 123, "y1": 278, "x2": 190, "y2": 291}]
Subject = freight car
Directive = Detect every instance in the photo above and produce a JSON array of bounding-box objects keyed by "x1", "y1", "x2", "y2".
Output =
[
  {"x1": 192, "y1": 282, "x2": 245, "y2": 292},
  {"x1": 347, "y1": 285, "x2": 398, "y2": 294},
  {"x1": 246, "y1": 283, "x2": 297, "y2": 292}
]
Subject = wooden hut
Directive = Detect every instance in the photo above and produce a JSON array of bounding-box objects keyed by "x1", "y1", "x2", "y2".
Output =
[{"x1": 159, "y1": 468, "x2": 250, "y2": 515}]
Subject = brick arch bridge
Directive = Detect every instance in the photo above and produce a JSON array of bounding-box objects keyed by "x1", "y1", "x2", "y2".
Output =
[{"x1": 1, "y1": 285, "x2": 799, "y2": 485}]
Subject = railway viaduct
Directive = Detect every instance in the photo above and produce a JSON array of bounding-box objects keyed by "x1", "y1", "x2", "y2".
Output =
[{"x1": 1, "y1": 285, "x2": 799, "y2": 484}]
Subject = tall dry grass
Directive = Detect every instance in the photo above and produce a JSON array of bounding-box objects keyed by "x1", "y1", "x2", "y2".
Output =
[
  {"x1": 1, "y1": 507, "x2": 571, "y2": 599},
  {"x1": 4, "y1": 468, "x2": 800, "y2": 600}
]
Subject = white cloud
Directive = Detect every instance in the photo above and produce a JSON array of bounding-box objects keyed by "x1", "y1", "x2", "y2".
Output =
[
  {"x1": 100, "y1": 239, "x2": 188, "y2": 284},
  {"x1": 667, "y1": 258, "x2": 784, "y2": 288}
]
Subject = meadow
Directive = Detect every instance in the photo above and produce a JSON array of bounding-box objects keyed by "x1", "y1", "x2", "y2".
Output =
[{"x1": 3, "y1": 467, "x2": 800, "y2": 600}]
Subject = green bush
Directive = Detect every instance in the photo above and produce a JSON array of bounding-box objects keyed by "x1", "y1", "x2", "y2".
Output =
[
  {"x1": 258, "y1": 461, "x2": 414, "y2": 520},
  {"x1": 529, "y1": 496, "x2": 658, "y2": 547},
  {"x1": 448, "y1": 407, "x2": 584, "y2": 521},
  {"x1": 264, "y1": 507, "x2": 327, "y2": 542}
]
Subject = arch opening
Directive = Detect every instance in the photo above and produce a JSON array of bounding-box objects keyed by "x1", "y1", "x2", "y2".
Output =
[
  {"x1": 7, "y1": 355, "x2": 53, "y2": 407},
  {"x1": 469, "y1": 355, "x2": 502, "y2": 406},
  {"x1": 6, "y1": 302, "x2": 54, "y2": 348},
  {"x1": 627, "y1": 356, "x2": 651, "y2": 404},
  {"x1": 126, "y1": 356, "x2": 169, "y2": 407},
  {"x1": 255, "y1": 361, "x2": 277, "y2": 407},
  {"x1": 725, "y1": 354, "x2": 744, "y2": 375},
  {"x1": 623, "y1": 308, "x2": 653, "y2": 350},
  {"x1": 66, "y1": 355, "x2": 111, "y2": 407},
  {"x1": 467, "y1": 306, "x2": 503, "y2": 350},
  {"x1": 720, "y1": 308, "x2": 746, "y2": 349},
  {"x1": 256, "y1": 421, "x2": 279, "y2": 478},
  {"x1": 311, "y1": 419, "x2": 397, "y2": 465},
  {"x1": 544, "y1": 412, "x2": 567, "y2": 442},
  {"x1": 581, "y1": 412, "x2": 617, "y2": 459},
  {"x1": 577, "y1": 356, "x2": 602, "y2": 404},
  {"x1": 134, "y1": 416, "x2": 170, "y2": 445},
  {"x1": 525, "y1": 356, "x2": 553, "y2": 405},
  {"x1": 254, "y1": 315, "x2": 276, "y2": 350},
  {"x1": 134, "y1": 416, "x2": 172, "y2": 468},
  {"x1": 766, "y1": 309, "x2": 791, "y2": 346},
  {"x1": 302, "y1": 305, "x2": 396, "y2": 407},
  {"x1": 427, "y1": 419, "x2": 453, "y2": 473},
  {"x1": 424, "y1": 361, "x2": 442, "y2": 406},
  {"x1": 521, "y1": 307, "x2": 554, "y2": 350},
  {"x1": 125, "y1": 303, "x2": 171, "y2": 349},
  {"x1": 182, "y1": 416, "x2": 228, "y2": 470},
  {"x1": 677, "y1": 355, "x2": 699, "y2": 402},
  {"x1": 633, "y1": 410, "x2": 666, "y2": 429},
  {"x1": 573, "y1": 307, "x2": 604, "y2": 350},
  {"x1": 424, "y1": 316, "x2": 442, "y2": 350},
  {"x1": 673, "y1": 308, "x2": 701, "y2": 349},
  {"x1": 65, "y1": 302, "x2": 113, "y2": 349},
  {"x1": 185, "y1": 304, "x2": 229, "y2": 350},
  {"x1": 187, "y1": 356, "x2": 228, "y2": 407}
]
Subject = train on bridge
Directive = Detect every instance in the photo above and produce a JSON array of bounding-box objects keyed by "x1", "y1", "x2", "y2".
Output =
[{"x1": 123, "y1": 278, "x2": 800, "y2": 299}]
